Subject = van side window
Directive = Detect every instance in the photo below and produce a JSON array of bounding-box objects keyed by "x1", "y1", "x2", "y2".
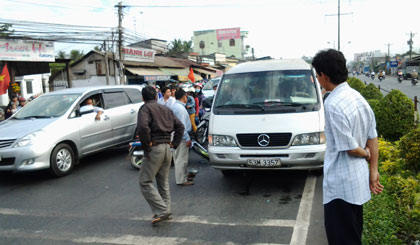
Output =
[
  {"x1": 124, "y1": 88, "x2": 143, "y2": 103},
  {"x1": 103, "y1": 92, "x2": 130, "y2": 109}
]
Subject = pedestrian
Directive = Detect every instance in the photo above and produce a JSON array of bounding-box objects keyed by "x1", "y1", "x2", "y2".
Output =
[
  {"x1": 137, "y1": 86, "x2": 184, "y2": 225},
  {"x1": 17, "y1": 97, "x2": 26, "y2": 110},
  {"x1": 186, "y1": 87, "x2": 197, "y2": 132},
  {"x1": 5, "y1": 95, "x2": 19, "y2": 119},
  {"x1": 157, "y1": 86, "x2": 176, "y2": 108},
  {"x1": 171, "y1": 88, "x2": 194, "y2": 186},
  {"x1": 194, "y1": 83, "x2": 205, "y2": 120},
  {"x1": 155, "y1": 85, "x2": 163, "y2": 99},
  {"x1": 311, "y1": 49, "x2": 383, "y2": 245},
  {"x1": 170, "y1": 85, "x2": 177, "y2": 98}
]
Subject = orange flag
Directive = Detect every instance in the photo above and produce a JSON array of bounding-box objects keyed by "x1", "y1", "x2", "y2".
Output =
[
  {"x1": 188, "y1": 67, "x2": 195, "y2": 83},
  {"x1": 0, "y1": 63, "x2": 10, "y2": 95}
]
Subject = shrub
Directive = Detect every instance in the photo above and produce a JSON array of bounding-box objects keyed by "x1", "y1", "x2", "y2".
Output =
[
  {"x1": 361, "y1": 83, "x2": 383, "y2": 100},
  {"x1": 398, "y1": 128, "x2": 420, "y2": 174},
  {"x1": 375, "y1": 90, "x2": 415, "y2": 141},
  {"x1": 347, "y1": 77, "x2": 366, "y2": 93},
  {"x1": 367, "y1": 99, "x2": 379, "y2": 116}
]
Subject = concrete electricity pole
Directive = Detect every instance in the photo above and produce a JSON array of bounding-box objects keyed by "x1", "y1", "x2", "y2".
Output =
[
  {"x1": 385, "y1": 43, "x2": 391, "y2": 73},
  {"x1": 115, "y1": 1, "x2": 127, "y2": 85},
  {"x1": 407, "y1": 32, "x2": 416, "y2": 61},
  {"x1": 325, "y1": 0, "x2": 353, "y2": 51}
]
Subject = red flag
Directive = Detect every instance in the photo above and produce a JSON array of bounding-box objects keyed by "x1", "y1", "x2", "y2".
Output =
[
  {"x1": 0, "y1": 63, "x2": 10, "y2": 95},
  {"x1": 188, "y1": 67, "x2": 195, "y2": 83}
]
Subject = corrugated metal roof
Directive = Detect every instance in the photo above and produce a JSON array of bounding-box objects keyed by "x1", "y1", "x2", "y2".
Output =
[
  {"x1": 123, "y1": 56, "x2": 185, "y2": 68},
  {"x1": 193, "y1": 68, "x2": 216, "y2": 75}
]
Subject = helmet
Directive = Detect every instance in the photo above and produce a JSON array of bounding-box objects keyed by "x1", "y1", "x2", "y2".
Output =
[{"x1": 194, "y1": 83, "x2": 203, "y2": 88}]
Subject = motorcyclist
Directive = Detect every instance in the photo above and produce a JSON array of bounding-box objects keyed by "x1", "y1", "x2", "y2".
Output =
[
  {"x1": 397, "y1": 69, "x2": 403, "y2": 76},
  {"x1": 411, "y1": 70, "x2": 418, "y2": 80},
  {"x1": 378, "y1": 70, "x2": 384, "y2": 78}
]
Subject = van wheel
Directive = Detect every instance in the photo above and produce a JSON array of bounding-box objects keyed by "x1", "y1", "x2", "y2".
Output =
[
  {"x1": 221, "y1": 170, "x2": 235, "y2": 176},
  {"x1": 50, "y1": 143, "x2": 75, "y2": 177}
]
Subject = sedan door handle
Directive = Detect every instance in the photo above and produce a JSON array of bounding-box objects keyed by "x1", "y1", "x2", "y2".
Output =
[{"x1": 104, "y1": 115, "x2": 110, "y2": 121}]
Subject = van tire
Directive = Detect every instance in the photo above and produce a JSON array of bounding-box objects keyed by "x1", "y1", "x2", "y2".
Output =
[
  {"x1": 221, "y1": 170, "x2": 235, "y2": 176},
  {"x1": 49, "y1": 143, "x2": 75, "y2": 177}
]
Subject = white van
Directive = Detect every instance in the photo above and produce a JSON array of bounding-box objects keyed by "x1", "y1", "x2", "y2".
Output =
[{"x1": 208, "y1": 59, "x2": 325, "y2": 175}]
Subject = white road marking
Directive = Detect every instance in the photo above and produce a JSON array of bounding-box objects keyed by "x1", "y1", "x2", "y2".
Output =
[{"x1": 289, "y1": 175, "x2": 317, "y2": 245}]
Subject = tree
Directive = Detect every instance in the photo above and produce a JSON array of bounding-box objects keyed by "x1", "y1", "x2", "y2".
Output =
[
  {"x1": 94, "y1": 46, "x2": 102, "y2": 51},
  {"x1": 0, "y1": 24, "x2": 14, "y2": 37},
  {"x1": 69, "y1": 50, "x2": 84, "y2": 61},
  {"x1": 167, "y1": 39, "x2": 193, "y2": 56},
  {"x1": 56, "y1": 51, "x2": 67, "y2": 59}
]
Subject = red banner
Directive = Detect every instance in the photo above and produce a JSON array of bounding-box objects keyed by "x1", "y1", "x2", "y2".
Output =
[
  {"x1": 0, "y1": 63, "x2": 10, "y2": 95},
  {"x1": 216, "y1": 28, "x2": 240, "y2": 41}
]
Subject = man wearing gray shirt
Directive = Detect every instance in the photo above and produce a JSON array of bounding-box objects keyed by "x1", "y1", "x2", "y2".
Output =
[{"x1": 312, "y1": 49, "x2": 383, "y2": 245}]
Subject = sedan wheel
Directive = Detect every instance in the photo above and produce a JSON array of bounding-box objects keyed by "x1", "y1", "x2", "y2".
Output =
[{"x1": 50, "y1": 143, "x2": 75, "y2": 177}]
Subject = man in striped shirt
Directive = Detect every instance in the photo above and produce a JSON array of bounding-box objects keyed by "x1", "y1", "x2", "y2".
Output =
[{"x1": 312, "y1": 49, "x2": 383, "y2": 245}]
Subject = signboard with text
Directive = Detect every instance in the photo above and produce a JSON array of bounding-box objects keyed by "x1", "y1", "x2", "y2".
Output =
[
  {"x1": 216, "y1": 28, "x2": 240, "y2": 41},
  {"x1": 390, "y1": 61, "x2": 398, "y2": 67},
  {"x1": 0, "y1": 39, "x2": 55, "y2": 62},
  {"x1": 144, "y1": 75, "x2": 171, "y2": 81},
  {"x1": 122, "y1": 47, "x2": 155, "y2": 63}
]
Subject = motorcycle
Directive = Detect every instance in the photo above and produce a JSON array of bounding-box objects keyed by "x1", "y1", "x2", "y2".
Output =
[
  {"x1": 398, "y1": 74, "x2": 403, "y2": 83},
  {"x1": 378, "y1": 75, "x2": 385, "y2": 81},
  {"x1": 195, "y1": 96, "x2": 213, "y2": 145},
  {"x1": 370, "y1": 74, "x2": 375, "y2": 80},
  {"x1": 128, "y1": 138, "x2": 143, "y2": 169},
  {"x1": 412, "y1": 77, "x2": 418, "y2": 85}
]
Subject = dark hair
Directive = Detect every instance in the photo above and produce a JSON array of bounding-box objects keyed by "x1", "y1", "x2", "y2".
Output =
[
  {"x1": 312, "y1": 49, "x2": 348, "y2": 85},
  {"x1": 161, "y1": 86, "x2": 170, "y2": 94},
  {"x1": 141, "y1": 86, "x2": 157, "y2": 101},
  {"x1": 175, "y1": 88, "x2": 186, "y2": 100},
  {"x1": 170, "y1": 85, "x2": 177, "y2": 91},
  {"x1": 11, "y1": 95, "x2": 17, "y2": 99}
]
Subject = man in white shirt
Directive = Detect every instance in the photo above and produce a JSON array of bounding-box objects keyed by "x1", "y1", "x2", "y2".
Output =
[
  {"x1": 80, "y1": 98, "x2": 104, "y2": 121},
  {"x1": 312, "y1": 49, "x2": 383, "y2": 245},
  {"x1": 157, "y1": 86, "x2": 176, "y2": 108},
  {"x1": 170, "y1": 88, "x2": 193, "y2": 186}
]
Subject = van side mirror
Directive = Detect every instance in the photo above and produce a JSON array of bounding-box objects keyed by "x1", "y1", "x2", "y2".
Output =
[{"x1": 202, "y1": 96, "x2": 213, "y2": 109}]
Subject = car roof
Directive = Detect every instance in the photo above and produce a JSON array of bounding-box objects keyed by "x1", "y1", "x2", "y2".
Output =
[
  {"x1": 45, "y1": 85, "x2": 144, "y2": 96},
  {"x1": 225, "y1": 59, "x2": 311, "y2": 74}
]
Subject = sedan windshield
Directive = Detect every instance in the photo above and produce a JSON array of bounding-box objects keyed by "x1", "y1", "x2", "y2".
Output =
[
  {"x1": 203, "y1": 78, "x2": 220, "y2": 90},
  {"x1": 14, "y1": 94, "x2": 80, "y2": 119},
  {"x1": 214, "y1": 70, "x2": 318, "y2": 112}
]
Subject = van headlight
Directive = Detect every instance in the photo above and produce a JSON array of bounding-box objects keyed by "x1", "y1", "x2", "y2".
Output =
[
  {"x1": 14, "y1": 131, "x2": 47, "y2": 148},
  {"x1": 292, "y1": 132, "x2": 326, "y2": 146},
  {"x1": 209, "y1": 135, "x2": 238, "y2": 147}
]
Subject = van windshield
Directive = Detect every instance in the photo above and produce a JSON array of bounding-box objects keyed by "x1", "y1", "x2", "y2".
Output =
[
  {"x1": 14, "y1": 94, "x2": 80, "y2": 119},
  {"x1": 214, "y1": 70, "x2": 319, "y2": 114}
]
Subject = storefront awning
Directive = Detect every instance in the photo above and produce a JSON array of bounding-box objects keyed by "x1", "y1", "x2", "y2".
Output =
[
  {"x1": 193, "y1": 68, "x2": 216, "y2": 76},
  {"x1": 125, "y1": 67, "x2": 171, "y2": 81},
  {"x1": 159, "y1": 67, "x2": 202, "y2": 82},
  {"x1": 125, "y1": 67, "x2": 167, "y2": 76}
]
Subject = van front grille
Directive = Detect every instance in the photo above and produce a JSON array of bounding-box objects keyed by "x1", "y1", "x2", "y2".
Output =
[
  {"x1": 0, "y1": 139, "x2": 16, "y2": 149},
  {"x1": 236, "y1": 133, "x2": 292, "y2": 147}
]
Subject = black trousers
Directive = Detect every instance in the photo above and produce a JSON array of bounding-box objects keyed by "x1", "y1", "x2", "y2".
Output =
[{"x1": 324, "y1": 199, "x2": 363, "y2": 245}]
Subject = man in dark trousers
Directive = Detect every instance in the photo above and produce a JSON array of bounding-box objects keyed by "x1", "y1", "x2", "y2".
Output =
[
  {"x1": 137, "y1": 86, "x2": 184, "y2": 225},
  {"x1": 312, "y1": 49, "x2": 383, "y2": 244}
]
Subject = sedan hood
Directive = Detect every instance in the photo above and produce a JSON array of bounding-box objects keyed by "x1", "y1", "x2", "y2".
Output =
[{"x1": 0, "y1": 118, "x2": 56, "y2": 139}]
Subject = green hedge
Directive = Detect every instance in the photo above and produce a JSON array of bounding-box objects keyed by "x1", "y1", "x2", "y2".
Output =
[
  {"x1": 347, "y1": 77, "x2": 366, "y2": 93},
  {"x1": 374, "y1": 90, "x2": 415, "y2": 141},
  {"x1": 361, "y1": 83, "x2": 383, "y2": 100}
]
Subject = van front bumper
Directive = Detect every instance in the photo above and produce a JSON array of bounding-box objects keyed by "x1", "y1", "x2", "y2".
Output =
[
  {"x1": 209, "y1": 144, "x2": 325, "y2": 170},
  {"x1": 0, "y1": 144, "x2": 52, "y2": 172}
]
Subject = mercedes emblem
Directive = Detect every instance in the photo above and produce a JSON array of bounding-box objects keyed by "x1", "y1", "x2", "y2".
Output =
[{"x1": 257, "y1": 134, "x2": 270, "y2": 147}]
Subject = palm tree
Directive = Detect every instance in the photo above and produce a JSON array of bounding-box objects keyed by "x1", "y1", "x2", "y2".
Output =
[
  {"x1": 167, "y1": 39, "x2": 193, "y2": 56},
  {"x1": 56, "y1": 51, "x2": 67, "y2": 59},
  {"x1": 70, "y1": 50, "x2": 84, "y2": 61}
]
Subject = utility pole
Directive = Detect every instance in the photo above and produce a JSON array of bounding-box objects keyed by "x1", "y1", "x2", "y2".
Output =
[
  {"x1": 325, "y1": 0, "x2": 352, "y2": 51},
  {"x1": 115, "y1": 1, "x2": 127, "y2": 85},
  {"x1": 385, "y1": 43, "x2": 391, "y2": 74},
  {"x1": 252, "y1": 48, "x2": 255, "y2": 61},
  {"x1": 407, "y1": 32, "x2": 415, "y2": 61},
  {"x1": 104, "y1": 40, "x2": 110, "y2": 86}
]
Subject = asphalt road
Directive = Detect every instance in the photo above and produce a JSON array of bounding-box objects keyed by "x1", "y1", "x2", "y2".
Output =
[
  {"x1": 356, "y1": 74, "x2": 420, "y2": 101},
  {"x1": 0, "y1": 147, "x2": 327, "y2": 245}
]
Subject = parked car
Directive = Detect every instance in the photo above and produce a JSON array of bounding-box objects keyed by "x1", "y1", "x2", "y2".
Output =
[
  {"x1": 208, "y1": 59, "x2": 326, "y2": 175},
  {"x1": 0, "y1": 85, "x2": 144, "y2": 176},
  {"x1": 202, "y1": 77, "x2": 220, "y2": 98}
]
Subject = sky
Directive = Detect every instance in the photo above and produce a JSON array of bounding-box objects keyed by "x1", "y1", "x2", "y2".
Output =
[{"x1": 1, "y1": 0, "x2": 420, "y2": 62}]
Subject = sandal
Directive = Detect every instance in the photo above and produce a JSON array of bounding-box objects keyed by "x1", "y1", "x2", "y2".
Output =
[{"x1": 152, "y1": 213, "x2": 172, "y2": 225}]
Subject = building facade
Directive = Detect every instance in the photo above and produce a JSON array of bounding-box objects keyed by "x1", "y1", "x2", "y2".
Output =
[{"x1": 193, "y1": 28, "x2": 248, "y2": 59}]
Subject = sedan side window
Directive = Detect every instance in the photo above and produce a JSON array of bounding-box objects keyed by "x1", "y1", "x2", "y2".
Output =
[{"x1": 103, "y1": 92, "x2": 130, "y2": 109}]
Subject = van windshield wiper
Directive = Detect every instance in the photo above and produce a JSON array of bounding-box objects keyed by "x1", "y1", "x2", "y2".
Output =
[
  {"x1": 216, "y1": 104, "x2": 265, "y2": 111},
  {"x1": 253, "y1": 101, "x2": 305, "y2": 107},
  {"x1": 16, "y1": 115, "x2": 52, "y2": 119}
]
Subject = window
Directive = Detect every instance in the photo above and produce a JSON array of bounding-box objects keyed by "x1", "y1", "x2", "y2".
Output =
[
  {"x1": 199, "y1": 41, "x2": 205, "y2": 49},
  {"x1": 124, "y1": 88, "x2": 143, "y2": 103},
  {"x1": 103, "y1": 92, "x2": 130, "y2": 109},
  {"x1": 26, "y1": 81, "x2": 33, "y2": 94},
  {"x1": 218, "y1": 40, "x2": 222, "y2": 48},
  {"x1": 229, "y1": 39, "x2": 235, "y2": 47}
]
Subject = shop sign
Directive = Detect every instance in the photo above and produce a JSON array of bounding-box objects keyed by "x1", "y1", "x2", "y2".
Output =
[
  {"x1": 216, "y1": 28, "x2": 240, "y2": 41},
  {"x1": 144, "y1": 75, "x2": 170, "y2": 81},
  {"x1": 0, "y1": 39, "x2": 55, "y2": 62},
  {"x1": 122, "y1": 47, "x2": 155, "y2": 63}
]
